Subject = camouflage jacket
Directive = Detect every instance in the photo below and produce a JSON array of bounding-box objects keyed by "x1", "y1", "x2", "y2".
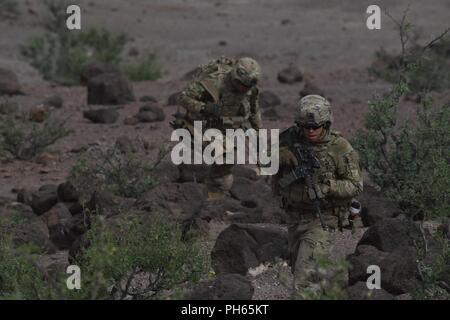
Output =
[
  {"x1": 178, "y1": 58, "x2": 262, "y2": 132},
  {"x1": 274, "y1": 126, "x2": 363, "y2": 209}
]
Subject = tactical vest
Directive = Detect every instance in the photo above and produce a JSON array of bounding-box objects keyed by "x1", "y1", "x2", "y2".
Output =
[
  {"x1": 278, "y1": 126, "x2": 352, "y2": 209},
  {"x1": 186, "y1": 57, "x2": 256, "y2": 130}
]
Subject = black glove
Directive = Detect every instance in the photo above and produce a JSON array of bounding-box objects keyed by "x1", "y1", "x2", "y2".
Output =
[{"x1": 202, "y1": 103, "x2": 221, "y2": 116}]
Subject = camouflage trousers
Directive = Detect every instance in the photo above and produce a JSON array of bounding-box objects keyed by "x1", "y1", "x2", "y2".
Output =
[{"x1": 285, "y1": 205, "x2": 345, "y2": 299}]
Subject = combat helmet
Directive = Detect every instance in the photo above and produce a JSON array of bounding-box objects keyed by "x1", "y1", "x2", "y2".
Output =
[
  {"x1": 230, "y1": 57, "x2": 261, "y2": 88},
  {"x1": 295, "y1": 94, "x2": 333, "y2": 128}
]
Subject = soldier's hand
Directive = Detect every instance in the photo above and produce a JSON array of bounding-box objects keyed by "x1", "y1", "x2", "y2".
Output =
[
  {"x1": 202, "y1": 103, "x2": 221, "y2": 116},
  {"x1": 279, "y1": 147, "x2": 298, "y2": 167}
]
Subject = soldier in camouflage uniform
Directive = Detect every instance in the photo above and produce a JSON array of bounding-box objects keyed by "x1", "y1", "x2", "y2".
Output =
[
  {"x1": 175, "y1": 57, "x2": 262, "y2": 199},
  {"x1": 272, "y1": 95, "x2": 363, "y2": 298}
]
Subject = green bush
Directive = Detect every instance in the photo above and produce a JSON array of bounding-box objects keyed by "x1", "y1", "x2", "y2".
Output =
[
  {"x1": 0, "y1": 116, "x2": 71, "y2": 160},
  {"x1": 125, "y1": 54, "x2": 162, "y2": 81},
  {"x1": 296, "y1": 255, "x2": 349, "y2": 300},
  {"x1": 0, "y1": 214, "x2": 207, "y2": 300},
  {"x1": 0, "y1": 217, "x2": 55, "y2": 299},
  {"x1": 66, "y1": 214, "x2": 207, "y2": 300},
  {"x1": 352, "y1": 79, "x2": 450, "y2": 220},
  {"x1": 22, "y1": 28, "x2": 128, "y2": 86},
  {"x1": 415, "y1": 235, "x2": 450, "y2": 300},
  {"x1": 368, "y1": 12, "x2": 450, "y2": 93},
  {"x1": 21, "y1": 0, "x2": 161, "y2": 85},
  {"x1": 69, "y1": 144, "x2": 168, "y2": 200},
  {"x1": 369, "y1": 43, "x2": 450, "y2": 93}
]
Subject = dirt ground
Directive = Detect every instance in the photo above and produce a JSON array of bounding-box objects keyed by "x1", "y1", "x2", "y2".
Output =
[{"x1": 0, "y1": 0, "x2": 449, "y2": 299}]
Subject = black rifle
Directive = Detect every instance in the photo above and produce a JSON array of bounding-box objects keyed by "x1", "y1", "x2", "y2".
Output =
[{"x1": 284, "y1": 143, "x2": 327, "y2": 230}]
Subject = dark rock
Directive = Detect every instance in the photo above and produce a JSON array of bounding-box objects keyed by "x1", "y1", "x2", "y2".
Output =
[
  {"x1": 38, "y1": 184, "x2": 58, "y2": 194},
  {"x1": 347, "y1": 282, "x2": 394, "y2": 300},
  {"x1": 87, "y1": 72, "x2": 135, "y2": 105},
  {"x1": 57, "y1": 181, "x2": 79, "y2": 202},
  {"x1": 0, "y1": 68, "x2": 22, "y2": 95},
  {"x1": 80, "y1": 62, "x2": 119, "y2": 85},
  {"x1": 62, "y1": 201, "x2": 83, "y2": 216},
  {"x1": 230, "y1": 177, "x2": 271, "y2": 202},
  {"x1": 17, "y1": 188, "x2": 33, "y2": 206},
  {"x1": 153, "y1": 161, "x2": 180, "y2": 184},
  {"x1": 135, "y1": 182, "x2": 206, "y2": 220},
  {"x1": 136, "y1": 103, "x2": 165, "y2": 122},
  {"x1": 0, "y1": 202, "x2": 54, "y2": 252},
  {"x1": 357, "y1": 217, "x2": 423, "y2": 253},
  {"x1": 139, "y1": 95, "x2": 158, "y2": 103},
  {"x1": 259, "y1": 91, "x2": 281, "y2": 109},
  {"x1": 232, "y1": 166, "x2": 259, "y2": 181},
  {"x1": 198, "y1": 197, "x2": 263, "y2": 223},
  {"x1": 124, "y1": 116, "x2": 140, "y2": 125},
  {"x1": 299, "y1": 80, "x2": 325, "y2": 98},
  {"x1": 178, "y1": 164, "x2": 209, "y2": 183},
  {"x1": 347, "y1": 245, "x2": 388, "y2": 286},
  {"x1": 31, "y1": 188, "x2": 59, "y2": 215},
  {"x1": 379, "y1": 247, "x2": 420, "y2": 295},
  {"x1": 65, "y1": 214, "x2": 88, "y2": 240},
  {"x1": 83, "y1": 108, "x2": 119, "y2": 124},
  {"x1": 41, "y1": 203, "x2": 74, "y2": 249},
  {"x1": 187, "y1": 273, "x2": 254, "y2": 300},
  {"x1": 167, "y1": 91, "x2": 182, "y2": 106},
  {"x1": 359, "y1": 186, "x2": 399, "y2": 227},
  {"x1": 211, "y1": 223, "x2": 288, "y2": 275},
  {"x1": 43, "y1": 95, "x2": 63, "y2": 109},
  {"x1": 277, "y1": 66, "x2": 303, "y2": 84}
]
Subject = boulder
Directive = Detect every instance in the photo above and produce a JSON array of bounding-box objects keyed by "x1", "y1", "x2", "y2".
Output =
[
  {"x1": 347, "y1": 282, "x2": 394, "y2": 300},
  {"x1": 277, "y1": 66, "x2": 303, "y2": 84},
  {"x1": 357, "y1": 216, "x2": 423, "y2": 253},
  {"x1": 135, "y1": 182, "x2": 206, "y2": 220},
  {"x1": 178, "y1": 164, "x2": 209, "y2": 183},
  {"x1": 136, "y1": 103, "x2": 165, "y2": 122},
  {"x1": 299, "y1": 80, "x2": 325, "y2": 98},
  {"x1": 232, "y1": 166, "x2": 259, "y2": 181},
  {"x1": 0, "y1": 68, "x2": 22, "y2": 95},
  {"x1": 83, "y1": 108, "x2": 119, "y2": 124},
  {"x1": 359, "y1": 185, "x2": 399, "y2": 227},
  {"x1": 41, "y1": 203, "x2": 74, "y2": 249},
  {"x1": 43, "y1": 95, "x2": 63, "y2": 109},
  {"x1": 187, "y1": 273, "x2": 254, "y2": 300},
  {"x1": 87, "y1": 72, "x2": 135, "y2": 105},
  {"x1": 152, "y1": 160, "x2": 180, "y2": 184},
  {"x1": 0, "y1": 202, "x2": 54, "y2": 252},
  {"x1": 167, "y1": 91, "x2": 182, "y2": 106},
  {"x1": 230, "y1": 177, "x2": 271, "y2": 202},
  {"x1": 80, "y1": 62, "x2": 119, "y2": 85},
  {"x1": 57, "y1": 181, "x2": 79, "y2": 202},
  {"x1": 259, "y1": 91, "x2": 281, "y2": 109},
  {"x1": 139, "y1": 95, "x2": 158, "y2": 103},
  {"x1": 31, "y1": 187, "x2": 59, "y2": 215},
  {"x1": 211, "y1": 223, "x2": 288, "y2": 275}
]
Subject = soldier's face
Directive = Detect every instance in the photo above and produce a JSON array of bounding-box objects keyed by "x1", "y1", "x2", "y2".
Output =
[{"x1": 302, "y1": 125, "x2": 325, "y2": 142}]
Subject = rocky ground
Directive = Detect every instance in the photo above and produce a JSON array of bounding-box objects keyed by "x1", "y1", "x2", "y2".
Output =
[{"x1": 0, "y1": 0, "x2": 449, "y2": 300}]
